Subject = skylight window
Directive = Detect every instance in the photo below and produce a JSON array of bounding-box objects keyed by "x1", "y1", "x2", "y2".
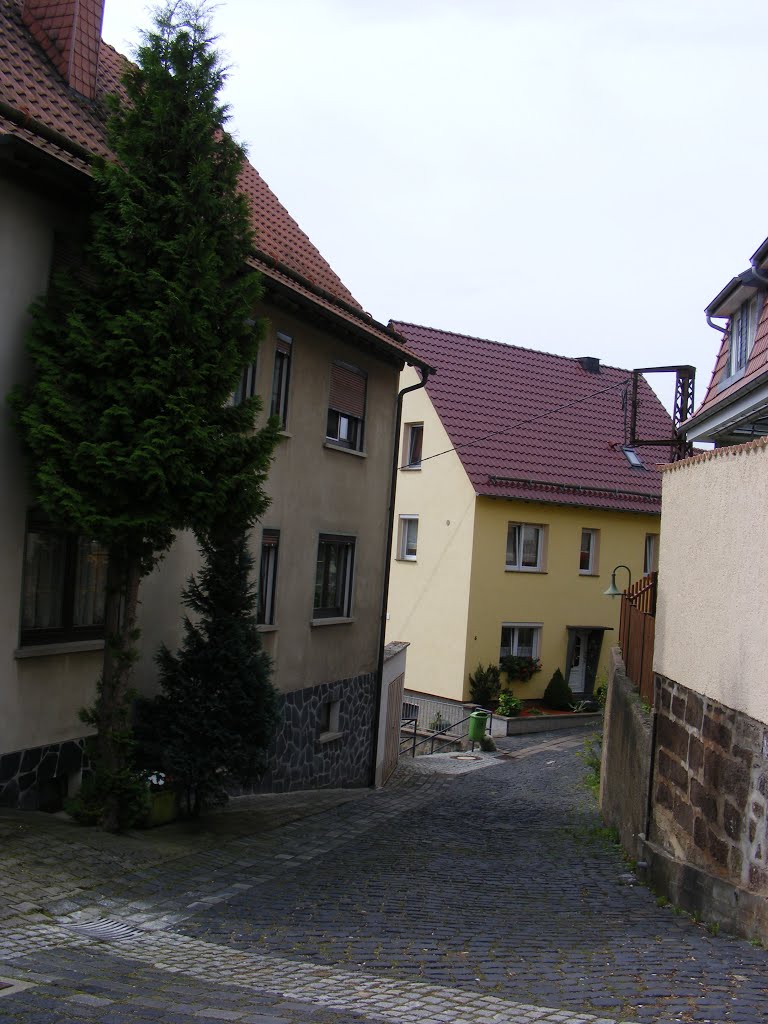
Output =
[{"x1": 621, "y1": 446, "x2": 644, "y2": 469}]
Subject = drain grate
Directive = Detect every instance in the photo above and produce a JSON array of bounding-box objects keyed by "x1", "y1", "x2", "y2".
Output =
[{"x1": 63, "y1": 918, "x2": 146, "y2": 943}]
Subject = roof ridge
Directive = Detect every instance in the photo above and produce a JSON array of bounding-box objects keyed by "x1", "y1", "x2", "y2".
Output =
[{"x1": 390, "y1": 320, "x2": 639, "y2": 375}]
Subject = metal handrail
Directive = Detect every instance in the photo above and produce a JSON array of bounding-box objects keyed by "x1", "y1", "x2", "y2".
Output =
[{"x1": 400, "y1": 707, "x2": 493, "y2": 758}]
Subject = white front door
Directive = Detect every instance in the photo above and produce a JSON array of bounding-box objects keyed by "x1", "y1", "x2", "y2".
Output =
[{"x1": 568, "y1": 630, "x2": 588, "y2": 693}]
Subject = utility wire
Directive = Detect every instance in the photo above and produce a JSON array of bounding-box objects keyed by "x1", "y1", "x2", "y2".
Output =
[{"x1": 399, "y1": 375, "x2": 631, "y2": 471}]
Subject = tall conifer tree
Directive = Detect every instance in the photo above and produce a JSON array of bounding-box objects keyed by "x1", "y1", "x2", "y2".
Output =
[{"x1": 12, "y1": 2, "x2": 280, "y2": 830}]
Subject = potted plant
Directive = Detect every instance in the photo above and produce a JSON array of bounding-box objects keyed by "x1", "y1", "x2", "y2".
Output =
[{"x1": 499, "y1": 655, "x2": 542, "y2": 683}]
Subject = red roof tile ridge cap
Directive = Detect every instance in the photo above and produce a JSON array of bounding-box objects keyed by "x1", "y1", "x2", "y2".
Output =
[
  {"x1": 391, "y1": 320, "x2": 643, "y2": 375},
  {"x1": 484, "y1": 474, "x2": 661, "y2": 501},
  {"x1": 660, "y1": 435, "x2": 768, "y2": 472}
]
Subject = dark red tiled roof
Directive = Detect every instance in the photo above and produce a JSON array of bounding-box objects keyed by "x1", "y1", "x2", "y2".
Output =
[
  {"x1": 392, "y1": 322, "x2": 675, "y2": 513},
  {"x1": 0, "y1": 0, "x2": 424, "y2": 367}
]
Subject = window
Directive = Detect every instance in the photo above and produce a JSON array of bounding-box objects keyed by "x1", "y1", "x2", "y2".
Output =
[
  {"x1": 500, "y1": 623, "x2": 541, "y2": 660},
  {"x1": 270, "y1": 333, "x2": 292, "y2": 426},
  {"x1": 579, "y1": 528, "x2": 599, "y2": 574},
  {"x1": 728, "y1": 295, "x2": 760, "y2": 377},
  {"x1": 257, "y1": 530, "x2": 279, "y2": 626},
  {"x1": 326, "y1": 362, "x2": 366, "y2": 451},
  {"x1": 397, "y1": 516, "x2": 419, "y2": 560},
  {"x1": 505, "y1": 523, "x2": 545, "y2": 571},
  {"x1": 232, "y1": 362, "x2": 257, "y2": 406},
  {"x1": 314, "y1": 534, "x2": 355, "y2": 618},
  {"x1": 20, "y1": 514, "x2": 108, "y2": 646},
  {"x1": 318, "y1": 699, "x2": 341, "y2": 741},
  {"x1": 621, "y1": 446, "x2": 644, "y2": 469},
  {"x1": 403, "y1": 423, "x2": 423, "y2": 469},
  {"x1": 644, "y1": 533, "x2": 659, "y2": 575}
]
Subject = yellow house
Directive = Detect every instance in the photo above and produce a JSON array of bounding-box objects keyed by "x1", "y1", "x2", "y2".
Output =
[{"x1": 386, "y1": 322, "x2": 675, "y2": 704}]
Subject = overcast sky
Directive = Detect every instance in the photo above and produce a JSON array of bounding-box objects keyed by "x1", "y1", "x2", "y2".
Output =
[{"x1": 101, "y1": 1, "x2": 768, "y2": 414}]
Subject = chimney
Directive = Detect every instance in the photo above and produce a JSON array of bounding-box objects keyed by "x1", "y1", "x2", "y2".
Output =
[
  {"x1": 22, "y1": 0, "x2": 106, "y2": 101},
  {"x1": 577, "y1": 356, "x2": 601, "y2": 374}
]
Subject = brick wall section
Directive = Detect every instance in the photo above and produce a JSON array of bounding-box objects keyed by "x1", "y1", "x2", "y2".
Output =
[{"x1": 652, "y1": 673, "x2": 768, "y2": 894}]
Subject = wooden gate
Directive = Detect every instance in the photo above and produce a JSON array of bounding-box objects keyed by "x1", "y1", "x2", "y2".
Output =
[
  {"x1": 381, "y1": 671, "x2": 405, "y2": 784},
  {"x1": 619, "y1": 572, "x2": 657, "y2": 706}
]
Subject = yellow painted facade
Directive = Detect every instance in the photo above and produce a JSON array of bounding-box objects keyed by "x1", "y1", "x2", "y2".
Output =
[{"x1": 387, "y1": 369, "x2": 661, "y2": 702}]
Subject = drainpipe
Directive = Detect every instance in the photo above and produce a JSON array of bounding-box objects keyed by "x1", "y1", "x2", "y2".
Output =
[
  {"x1": 368, "y1": 365, "x2": 433, "y2": 787},
  {"x1": 705, "y1": 315, "x2": 727, "y2": 334}
]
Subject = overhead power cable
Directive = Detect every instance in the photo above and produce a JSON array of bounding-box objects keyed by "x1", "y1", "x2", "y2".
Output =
[{"x1": 399, "y1": 376, "x2": 630, "y2": 471}]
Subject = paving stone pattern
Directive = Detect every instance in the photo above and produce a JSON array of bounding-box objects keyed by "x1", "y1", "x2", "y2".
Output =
[{"x1": 0, "y1": 728, "x2": 767, "y2": 1024}]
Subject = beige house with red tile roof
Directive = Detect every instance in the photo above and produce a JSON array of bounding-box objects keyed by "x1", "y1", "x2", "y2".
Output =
[
  {"x1": 0, "y1": 0, "x2": 428, "y2": 808},
  {"x1": 386, "y1": 322, "x2": 675, "y2": 705}
]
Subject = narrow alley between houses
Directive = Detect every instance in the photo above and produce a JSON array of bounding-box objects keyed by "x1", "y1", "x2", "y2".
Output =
[{"x1": 1, "y1": 726, "x2": 767, "y2": 1024}]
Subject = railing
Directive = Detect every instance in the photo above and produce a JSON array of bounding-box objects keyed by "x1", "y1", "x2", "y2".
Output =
[
  {"x1": 401, "y1": 695, "x2": 472, "y2": 736},
  {"x1": 400, "y1": 701, "x2": 493, "y2": 758},
  {"x1": 619, "y1": 571, "x2": 657, "y2": 706}
]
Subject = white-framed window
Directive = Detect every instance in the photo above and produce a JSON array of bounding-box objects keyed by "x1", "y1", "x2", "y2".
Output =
[
  {"x1": 728, "y1": 294, "x2": 760, "y2": 377},
  {"x1": 579, "y1": 528, "x2": 599, "y2": 574},
  {"x1": 257, "y1": 529, "x2": 279, "y2": 626},
  {"x1": 644, "y1": 533, "x2": 659, "y2": 575},
  {"x1": 232, "y1": 361, "x2": 258, "y2": 406},
  {"x1": 499, "y1": 623, "x2": 542, "y2": 660},
  {"x1": 326, "y1": 361, "x2": 366, "y2": 451},
  {"x1": 314, "y1": 534, "x2": 355, "y2": 618},
  {"x1": 505, "y1": 522, "x2": 545, "y2": 571},
  {"x1": 403, "y1": 423, "x2": 423, "y2": 469},
  {"x1": 270, "y1": 333, "x2": 292, "y2": 427},
  {"x1": 397, "y1": 515, "x2": 419, "y2": 560}
]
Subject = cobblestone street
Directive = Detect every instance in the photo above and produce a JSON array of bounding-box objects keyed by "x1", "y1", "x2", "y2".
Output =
[{"x1": 2, "y1": 726, "x2": 768, "y2": 1024}]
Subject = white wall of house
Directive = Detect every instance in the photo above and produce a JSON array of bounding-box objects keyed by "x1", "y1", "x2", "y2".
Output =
[
  {"x1": 655, "y1": 438, "x2": 768, "y2": 724},
  {"x1": 0, "y1": 179, "x2": 102, "y2": 754},
  {"x1": 385, "y1": 368, "x2": 477, "y2": 701}
]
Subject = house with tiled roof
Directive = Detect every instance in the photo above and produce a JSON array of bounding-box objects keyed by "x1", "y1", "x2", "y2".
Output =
[
  {"x1": 0, "y1": 0, "x2": 429, "y2": 808},
  {"x1": 386, "y1": 322, "x2": 675, "y2": 705},
  {"x1": 682, "y1": 236, "x2": 768, "y2": 446}
]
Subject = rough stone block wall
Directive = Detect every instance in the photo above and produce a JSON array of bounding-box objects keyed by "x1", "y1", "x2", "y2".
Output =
[
  {"x1": 246, "y1": 672, "x2": 376, "y2": 794},
  {"x1": 653, "y1": 673, "x2": 768, "y2": 894},
  {"x1": 0, "y1": 738, "x2": 90, "y2": 810},
  {"x1": 600, "y1": 647, "x2": 653, "y2": 856}
]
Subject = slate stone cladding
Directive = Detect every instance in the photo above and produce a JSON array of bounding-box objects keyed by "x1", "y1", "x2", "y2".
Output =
[
  {"x1": 241, "y1": 673, "x2": 376, "y2": 794},
  {"x1": 652, "y1": 673, "x2": 768, "y2": 892},
  {"x1": 0, "y1": 737, "x2": 90, "y2": 810}
]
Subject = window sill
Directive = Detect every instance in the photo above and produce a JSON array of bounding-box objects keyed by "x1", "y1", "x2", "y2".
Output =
[
  {"x1": 310, "y1": 616, "x2": 355, "y2": 628},
  {"x1": 323, "y1": 442, "x2": 367, "y2": 458},
  {"x1": 504, "y1": 567, "x2": 547, "y2": 574},
  {"x1": 257, "y1": 624, "x2": 278, "y2": 633},
  {"x1": 579, "y1": 572, "x2": 600, "y2": 577},
  {"x1": 396, "y1": 557, "x2": 418, "y2": 563},
  {"x1": 278, "y1": 430, "x2": 292, "y2": 439},
  {"x1": 400, "y1": 465, "x2": 422, "y2": 471},
  {"x1": 318, "y1": 730, "x2": 344, "y2": 745},
  {"x1": 15, "y1": 639, "x2": 105, "y2": 659}
]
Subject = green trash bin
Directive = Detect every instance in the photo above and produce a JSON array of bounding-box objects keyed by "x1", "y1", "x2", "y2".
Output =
[{"x1": 468, "y1": 709, "x2": 488, "y2": 742}]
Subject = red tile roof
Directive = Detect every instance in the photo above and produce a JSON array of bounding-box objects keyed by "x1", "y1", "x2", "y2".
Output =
[
  {"x1": 392, "y1": 321, "x2": 675, "y2": 513},
  {"x1": 0, "y1": 0, "x2": 424, "y2": 368}
]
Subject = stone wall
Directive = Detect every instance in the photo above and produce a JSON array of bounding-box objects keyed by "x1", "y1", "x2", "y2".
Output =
[
  {"x1": 246, "y1": 672, "x2": 377, "y2": 794},
  {"x1": 2, "y1": 673, "x2": 377, "y2": 810},
  {"x1": 600, "y1": 647, "x2": 653, "y2": 858},
  {"x1": 652, "y1": 673, "x2": 768, "y2": 890},
  {"x1": 0, "y1": 738, "x2": 90, "y2": 811}
]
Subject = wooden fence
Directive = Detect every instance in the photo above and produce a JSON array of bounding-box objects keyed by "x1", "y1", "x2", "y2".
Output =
[{"x1": 619, "y1": 572, "x2": 657, "y2": 706}]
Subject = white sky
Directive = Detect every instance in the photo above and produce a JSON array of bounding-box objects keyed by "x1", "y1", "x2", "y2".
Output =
[{"x1": 101, "y1": 1, "x2": 768, "y2": 414}]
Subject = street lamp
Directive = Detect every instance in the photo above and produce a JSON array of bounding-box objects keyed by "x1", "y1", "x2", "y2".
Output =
[{"x1": 604, "y1": 564, "x2": 632, "y2": 598}]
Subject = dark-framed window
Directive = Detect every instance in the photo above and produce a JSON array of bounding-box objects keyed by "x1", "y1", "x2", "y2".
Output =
[
  {"x1": 314, "y1": 534, "x2": 355, "y2": 618},
  {"x1": 270, "y1": 333, "x2": 292, "y2": 426},
  {"x1": 405, "y1": 423, "x2": 423, "y2": 468},
  {"x1": 326, "y1": 361, "x2": 366, "y2": 451},
  {"x1": 232, "y1": 362, "x2": 258, "y2": 406},
  {"x1": 257, "y1": 529, "x2": 279, "y2": 626},
  {"x1": 20, "y1": 513, "x2": 108, "y2": 646}
]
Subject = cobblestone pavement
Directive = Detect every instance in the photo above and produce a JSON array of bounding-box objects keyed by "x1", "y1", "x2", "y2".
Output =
[{"x1": 1, "y1": 727, "x2": 768, "y2": 1024}]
